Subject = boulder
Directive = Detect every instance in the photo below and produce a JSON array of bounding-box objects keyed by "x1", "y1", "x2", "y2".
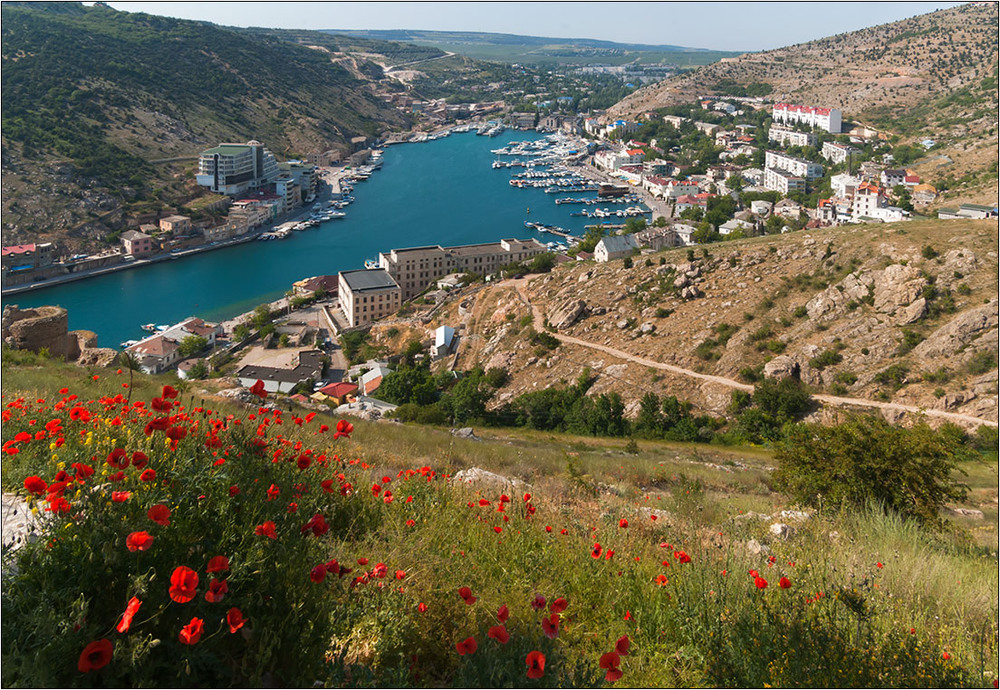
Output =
[
  {"x1": 948, "y1": 507, "x2": 984, "y2": 519},
  {"x1": 895, "y1": 298, "x2": 927, "y2": 325},
  {"x1": 745, "y1": 538, "x2": 770, "y2": 556},
  {"x1": 452, "y1": 467, "x2": 527, "y2": 491},
  {"x1": 769, "y1": 523, "x2": 794, "y2": 539},
  {"x1": 764, "y1": 355, "x2": 800, "y2": 380},
  {"x1": 639, "y1": 322, "x2": 656, "y2": 334},
  {"x1": 451, "y1": 427, "x2": 481, "y2": 441},
  {"x1": 616, "y1": 319, "x2": 630, "y2": 330},
  {"x1": 806, "y1": 286, "x2": 846, "y2": 321},
  {"x1": 777, "y1": 510, "x2": 812, "y2": 521},
  {"x1": 840, "y1": 271, "x2": 874, "y2": 302},
  {"x1": 873, "y1": 264, "x2": 925, "y2": 314},
  {"x1": 673, "y1": 274, "x2": 690, "y2": 289},
  {"x1": 680, "y1": 286, "x2": 701, "y2": 300},
  {"x1": 549, "y1": 299, "x2": 587, "y2": 330}
]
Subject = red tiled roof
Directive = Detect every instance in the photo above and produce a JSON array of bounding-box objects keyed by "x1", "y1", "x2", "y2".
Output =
[
  {"x1": 318, "y1": 382, "x2": 358, "y2": 398},
  {"x1": 2, "y1": 244, "x2": 36, "y2": 256}
]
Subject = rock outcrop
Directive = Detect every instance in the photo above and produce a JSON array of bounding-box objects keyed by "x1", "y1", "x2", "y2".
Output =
[
  {"x1": 911, "y1": 302, "x2": 999, "y2": 359},
  {"x1": 1, "y1": 304, "x2": 116, "y2": 364}
]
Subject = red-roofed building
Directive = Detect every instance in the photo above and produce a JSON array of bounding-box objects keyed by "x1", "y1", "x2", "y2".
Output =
[
  {"x1": 316, "y1": 381, "x2": 358, "y2": 405},
  {"x1": 772, "y1": 103, "x2": 842, "y2": 133},
  {"x1": 2, "y1": 242, "x2": 55, "y2": 273}
]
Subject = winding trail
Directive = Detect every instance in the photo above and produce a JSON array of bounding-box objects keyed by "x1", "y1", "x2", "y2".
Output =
[{"x1": 509, "y1": 279, "x2": 997, "y2": 429}]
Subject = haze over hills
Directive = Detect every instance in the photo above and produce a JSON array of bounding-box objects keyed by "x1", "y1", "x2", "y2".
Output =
[{"x1": 607, "y1": 2, "x2": 998, "y2": 204}]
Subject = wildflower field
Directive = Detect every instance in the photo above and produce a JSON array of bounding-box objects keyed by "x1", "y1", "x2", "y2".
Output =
[{"x1": 1, "y1": 357, "x2": 997, "y2": 687}]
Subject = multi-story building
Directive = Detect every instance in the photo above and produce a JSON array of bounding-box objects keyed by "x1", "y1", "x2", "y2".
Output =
[
  {"x1": 594, "y1": 234, "x2": 638, "y2": 262},
  {"x1": 120, "y1": 230, "x2": 155, "y2": 257},
  {"x1": 278, "y1": 160, "x2": 318, "y2": 201},
  {"x1": 379, "y1": 239, "x2": 546, "y2": 301},
  {"x1": 852, "y1": 181, "x2": 886, "y2": 219},
  {"x1": 663, "y1": 115, "x2": 689, "y2": 129},
  {"x1": 764, "y1": 167, "x2": 806, "y2": 195},
  {"x1": 771, "y1": 103, "x2": 842, "y2": 133},
  {"x1": 768, "y1": 125, "x2": 818, "y2": 148},
  {"x1": 765, "y1": 150, "x2": 824, "y2": 180},
  {"x1": 159, "y1": 215, "x2": 192, "y2": 236},
  {"x1": 196, "y1": 140, "x2": 279, "y2": 196},
  {"x1": 831, "y1": 173, "x2": 860, "y2": 198},
  {"x1": 821, "y1": 141, "x2": 859, "y2": 165},
  {"x1": 338, "y1": 269, "x2": 402, "y2": 328},
  {"x1": 1, "y1": 242, "x2": 55, "y2": 272}
]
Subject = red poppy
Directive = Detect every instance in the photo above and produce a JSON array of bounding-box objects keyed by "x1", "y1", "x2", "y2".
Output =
[
  {"x1": 458, "y1": 586, "x2": 477, "y2": 605},
  {"x1": 106, "y1": 448, "x2": 129, "y2": 469},
  {"x1": 162, "y1": 385, "x2": 179, "y2": 400},
  {"x1": 358, "y1": 557, "x2": 369, "y2": 566},
  {"x1": 542, "y1": 613, "x2": 560, "y2": 639},
  {"x1": 616, "y1": 634, "x2": 630, "y2": 656},
  {"x1": 250, "y1": 379, "x2": 267, "y2": 399},
  {"x1": 130, "y1": 451, "x2": 148, "y2": 469},
  {"x1": 488, "y1": 624, "x2": 510, "y2": 644},
  {"x1": 205, "y1": 578, "x2": 228, "y2": 603},
  {"x1": 675, "y1": 550, "x2": 692, "y2": 563},
  {"x1": 754, "y1": 576, "x2": 768, "y2": 590},
  {"x1": 179, "y1": 617, "x2": 204, "y2": 645},
  {"x1": 876, "y1": 562, "x2": 883, "y2": 569},
  {"x1": 455, "y1": 636, "x2": 477, "y2": 655},
  {"x1": 334, "y1": 419, "x2": 353, "y2": 439},
  {"x1": 418, "y1": 602, "x2": 428, "y2": 613},
  {"x1": 310, "y1": 565, "x2": 327, "y2": 583},
  {"x1": 115, "y1": 597, "x2": 142, "y2": 633},
  {"x1": 656, "y1": 574, "x2": 668, "y2": 586},
  {"x1": 78, "y1": 639, "x2": 113, "y2": 672},
  {"x1": 266, "y1": 484, "x2": 280, "y2": 501},
  {"x1": 126, "y1": 531, "x2": 154, "y2": 552},
  {"x1": 406, "y1": 519, "x2": 415, "y2": 527},
  {"x1": 605, "y1": 549, "x2": 616, "y2": 561},
  {"x1": 395, "y1": 570, "x2": 406, "y2": 580},
  {"x1": 599, "y1": 651, "x2": 623, "y2": 682},
  {"x1": 111, "y1": 491, "x2": 131, "y2": 503},
  {"x1": 779, "y1": 577, "x2": 791, "y2": 589},
  {"x1": 591, "y1": 543, "x2": 603, "y2": 559},
  {"x1": 550, "y1": 597, "x2": 568, "y2": 614},
  {"x1": 531, "y1": 594, "x2": 546, "y2": 610},
  {"x1": 226, "y1": 607, "x2": 246, "y2": 633},
  {"x1": 255, "y1": 521, "x2": 277, "y2": 539},
  {"x1": 146, "y1": 504, "x2": 171, "y2": 526},
  {"x1": 23, "y1": 476, "x2": 47, "y2": 495},
  {"x1": 139, "y1": 469, "x2": 156, "y2": 482},
  {"x1": 624, "y1": 610, "x2": 631, "y2": 621},
  {"x1": 523, "y1": 492, "x2": 532, "y2": 502},
  {"x1": 206, "y1": 555, "x2": 230, "y2": 574},
  {"x1": 526, "y1": 650, "x2": 546, "y2": 679},
  {"x1": 494, "y1": 526, "x2": 503, "y2": 533},
  {"x1": 229, "y1": 485, "x2": 240, "y2": 497},
  {"x1": 942, "y1": 652, "x2": 950, "y2": 660},
  {"x1": 619, "y1": 518, "x2": 628, "y2": 528},
  {"x1": 169, "y1": 566, "x2": 199, "y2": 603},
  {"x1": 497, "y1": 604, "x2": 509, "y2": 623}
]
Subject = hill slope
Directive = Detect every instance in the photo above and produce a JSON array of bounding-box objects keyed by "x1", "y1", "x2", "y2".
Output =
[
  {"x1": 607, "y1": 3, "x2": 998, "y2": 202},
  {"x1": 410, "y1": 219, "x2": 998, "y2": 430},
  {"x1": 1, "y1": 2, "x2": 412, "y2": 250}
]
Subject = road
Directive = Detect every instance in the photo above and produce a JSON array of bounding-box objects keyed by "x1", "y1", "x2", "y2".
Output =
[{"x1": 510, "y1": 278, "x2": 997, "y2": 429}]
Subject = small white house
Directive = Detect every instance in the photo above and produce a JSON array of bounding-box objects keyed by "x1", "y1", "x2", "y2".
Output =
[
  {"x1": 594, "y1": 234, "x2": 639, "y2": 263},
  {"x1": 431, "y1": 325, "x2": 456, "y2": 359},
  {"x1": 750, "y1": 200, "x2": 773, "y2": 216}
]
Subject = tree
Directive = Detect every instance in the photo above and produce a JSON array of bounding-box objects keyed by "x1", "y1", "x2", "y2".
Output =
[
  {"x1": 233, "y1": 324, "x2": 251, "y2": 341},
  {"x1": 635, "y1": 392, "x2": 663, "y2": 438},
  {"x1": 774, "y1": 415, "x2": 971, "y2": 527},
  {"x1": 251, "y1": 305, "x2": 273, "y2": 330},
  {"x1": 186, "y1": 360, "x2": 209, "y2": 380},
  {"x1": 178, "y1": 335, "x2": 208, "y2": 358}
]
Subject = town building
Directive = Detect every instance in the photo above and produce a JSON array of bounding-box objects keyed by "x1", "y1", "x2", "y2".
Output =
[
  {"x1": 763, "y1": 168, "x2": 806, "y2": 195},
  {"x1": 196, "y1": 140, "x2": 279, "y2": 196},
  {"x1": 2, "y1": 242, "x2": 55, "y2": 274},
  {"x1": 694, "y1": 122, "x2": 722, "y2": 136},
  {"x1": 937, "y1": 204, "x2": 998, "y2": 220},
  {"x1": 379, "y1": 239, "x2": 546, "y2": 301},
  {"x1": 821, "y1": 141, "x2": 859, "y2": 165},
  {"x1": 663, "y1": 115, "x2": 689, "y2": 129},
  {"x1": 313, "y1": 381, "x2": 358, "y2": 406},
  {"x1": 431, "y1": 325, "x2": 456, "y2": 359},
  {"x1": 852, "y1": 181, "x2": 886, "y2": 220},
  {"x1": 765, "y1": 151, "x2": 824, "y2": 180},
  {"x1": 159, "y1": 215, "x2": 192, "y2": 236},
  {"x1": 120, "y1": 230, "x2": 155, "y2": 257},
  {"x1": 633, "y1": 227, "x2": 675, "y2": 251},
  {"x1": 831, "y1": 173, "x2": 860, "y2": 198},
  {"x1": 594, "y1": 234, "x2": 638, "y2": 262},
  {"x1": 338, "y1": 269, "x2": 401, "y2": 328},
  {"x1": 236, "y1": 350, "x2": 325, "y2": 394},
  {"x1": 750, "y1": 199, "x2": 773, "y2": 216},
  {"x1": 768, "y1": 125, "x2": 818, "y2": 148},
  {"x1": 771, "y1": 103, "x2": 842, "y2": 133},
  {"x1": 292, "y1": 274, "x2": 339, "y2": 297}
]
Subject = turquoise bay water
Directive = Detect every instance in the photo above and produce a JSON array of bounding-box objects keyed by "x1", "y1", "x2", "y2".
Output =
[{"x1": 16, "y1": 130, "x2": 603, "y2": 347}]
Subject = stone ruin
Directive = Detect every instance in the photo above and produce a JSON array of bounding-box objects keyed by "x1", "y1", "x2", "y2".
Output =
[{"x1": 1, "y1": 304, "x2": 117, "y2": 367}]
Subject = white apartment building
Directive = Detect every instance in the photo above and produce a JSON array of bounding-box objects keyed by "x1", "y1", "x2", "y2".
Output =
[
  {"x1": 765, "y1": 150, "x2": 824, "y2": 180},
  {"x1": 379, "y1": 239, "x2": 546, "y2": 301},
  {"x1": 594, "y1": 234, "x2": 638, "y2": 262},
  {"x1": 338, "y1": 269, "x2": 402, "y2": 328},
  {"x1": 196, "y1": 140, "x2": 279, "y2": 196},
  {"x1": 768, "y1": 125, "x2": 818, "y2": 148},
  {"x1": 851, "y1": 181, "x2": 886, "y2": 220},
  {"x1": 662, "y1": 179, "x2": 701, "y2": 199},
  {"x1": 663, "y1": 115, "x2": 690, "y2": 129},
  {"x1": 831, "y1": 173, "x2": 860, "y2": 198},
  {"x1": 764, "y1": 167, "x2": 806, "y2": 195},
  {"x1": 821, "y1": 141, "x2": 859, "y2": 165},
  {"x1": 772, "y1": 103, "x2": 842, "y2": 133}
]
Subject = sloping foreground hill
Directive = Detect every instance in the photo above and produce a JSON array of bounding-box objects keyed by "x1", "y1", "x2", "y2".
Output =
[
  {"x1": 428, "y1": 219, "x2": 998, "y2": 429},
  {"x1": 1, "y1": 2, "x2": 411, "y2": 250},
  {"x1": 0, "y1": 353, "x2": 996, "y2": 686},
  {"x1": 607, "y1": 3, "x2": 998, "y2": 202}
]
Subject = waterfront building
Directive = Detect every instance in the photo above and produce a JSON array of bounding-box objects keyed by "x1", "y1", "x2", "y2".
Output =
[
  {"x1": 768, "y1": 125, "x2": 819, "y2": 148},
  {"x1": 159, "y1": 215, "x2": 192, "y2": 236},
  {"x1": 379, "y1": 239, "x2": 546, "y2": 302},
  {"x1": 765, "y1": 151, "x2": 824, "y2": 180},
  {"x1": 120, "y1": 230, "x2": 155, "y2": 257},
  {"x1": 278, "y1": 160, "x2": 319, "y2": 200},
  {"x1": 196, "y1": 140, "x2": 279, "y2": 196},
  {"x1": 594, "y1": 234, "x2": 638, "y2": 263},
  {"x1": 771, "y1": 103, "x2": 842, "y2": 133},
  {"x1": 338, "y1": 269, "x2": 401, "y2": 328},
  {"x1": 2, "y1": 242, "x2": 55, "y2": 273},
  {"x1": 236, "y1": 349, "x2": 324, "y2": 394}
]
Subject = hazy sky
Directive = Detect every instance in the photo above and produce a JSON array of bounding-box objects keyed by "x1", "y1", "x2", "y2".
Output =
[{"x1": 107, "y1": 2, "x2": 964, "y2": 52}]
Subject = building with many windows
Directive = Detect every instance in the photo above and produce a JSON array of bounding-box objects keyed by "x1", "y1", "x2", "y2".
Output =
[
  {"x1": 196, "y1": 140, "x2": 279, "y2": 196},
  {"x1": 379, "y1": 239, "x2": 546, "y2": 301},
  {"x1": 771, "y1": 103, "x2": 842, "y2": 133},
  {"x1": 767, "y1": 125, "x2": 818, "y2": 148},
  {"x1": 765, "y1": 150, "x2": 824, "y2": 180},
  {"x1": 821, "y1": 141, "x2": 859, "y2": 165},
  {"x1": 338, "y1": 269, "x2": 401, "y2": 328},
  {"x1": 764, "y1": 167, "x2": 806, "y2": 195}
]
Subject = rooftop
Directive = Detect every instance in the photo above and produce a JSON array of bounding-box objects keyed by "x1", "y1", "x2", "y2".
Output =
[
  {"x1": 201, "y1": 144, "x2": 251, "y2": 156},
  {"x1": 340, "y1": 269, "x2": 399, "y2": 292}
]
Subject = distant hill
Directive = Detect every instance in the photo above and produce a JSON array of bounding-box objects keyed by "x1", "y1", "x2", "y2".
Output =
[
  {"x1": 327, "y1": 29, "x2": 739, "y2": 66},
  {"x1": 607, "y1": 2, "x2": 998, "y2": 204},
  {"x1": 1, "y1": 2, "x2": 412, "y2": 250}
]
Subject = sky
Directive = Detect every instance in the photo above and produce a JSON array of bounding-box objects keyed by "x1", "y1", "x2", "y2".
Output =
[{"x1": 107, "y1": 2, "x2": 965, "y2": 53}]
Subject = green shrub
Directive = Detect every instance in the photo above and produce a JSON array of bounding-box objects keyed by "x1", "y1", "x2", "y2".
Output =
[
  {"x1": 874, "y1": 363, "x2": 910, "y2": 390},
  {"x1": 967, "y1": 351, "x2": 997, "y2": 375},
  {"x1": 809, "y1": 350, "x2": 843, "y2": 370},
  {"x1": 775, "y1": 415, "x2": 971, "y2": 527},
  {"x1": 921, "y1": 244, "x2": 939, "y2": 259},
  {"x1": 793, "y1": 306, "x2": 808, "y2": 318},
  {"x1": 695, "y1": 339, "x2": 721, "y2": 361},
  {"x1": 655, "y1": 307, "x2": 674, "y2": 318},
  {"x1": 833, "y1": 371, "x2": 858, "y2": 386}
]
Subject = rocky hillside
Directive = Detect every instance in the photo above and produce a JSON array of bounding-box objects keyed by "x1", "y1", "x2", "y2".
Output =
[
  {"x1": 607, "y1": 3, "x2": 998, "y2": 202},
  {"x1": 1, "y1": 2, "x2": 414, "y2": 251},
  {"x1": 415, "y1": 219, "x2": 997, "y2": 430}
]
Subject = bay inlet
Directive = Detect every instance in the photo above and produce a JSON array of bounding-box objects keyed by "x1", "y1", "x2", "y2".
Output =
[{"x1": 14, "y1": 130, "x2": 605, "y2": 349}]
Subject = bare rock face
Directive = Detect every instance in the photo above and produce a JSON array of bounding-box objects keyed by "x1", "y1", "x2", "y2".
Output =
[
  {"x1": 764, "y1": 355, "x2": 800, "y2": 379},
  {"x1": 549, "y1": 299, "x2": 587, "y2": 330},
  {"x1": 873, "y1": 264, "x2": 925, "y2": 315},
  {"x1": 806, "y1": 285, "x2": 847, "y2": 321},
  {"x1": 911, "y1": 303, "x2": 999, "y2": 359},
  {"x1": 895, "y1": 297, "x2": 927, "y2": 325}
]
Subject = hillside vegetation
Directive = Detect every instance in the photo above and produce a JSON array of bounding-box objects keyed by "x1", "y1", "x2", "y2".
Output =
[
  {"x1": 0, "y1": 354, "x2": 996, "y2": 686},
  {"x1": 1, "y1": 2, "x2": 412, "y2": 250},
  {"x1": 607, "y1": 3, "x2": 999, "y2": 204}
]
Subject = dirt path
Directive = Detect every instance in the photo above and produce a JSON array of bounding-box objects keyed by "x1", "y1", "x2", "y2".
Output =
[{"x1": 510, "y1": 279, "x2": 998, "y2": 429}]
